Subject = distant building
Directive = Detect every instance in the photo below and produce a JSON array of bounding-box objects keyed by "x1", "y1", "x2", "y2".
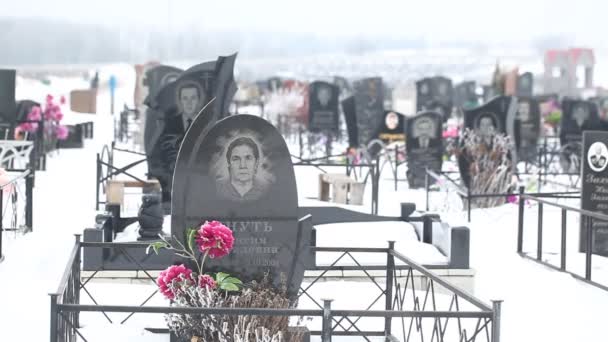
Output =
[{"x1": 544, "y1": 48, "x2": 595, "y2": 97}]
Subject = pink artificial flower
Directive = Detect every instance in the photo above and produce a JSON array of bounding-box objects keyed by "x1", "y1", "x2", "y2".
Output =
[
  {"x1": 0, "y1": 168, "x2": 14, "y2": 194},
  {"x1": 198, "y1": 274, "x2": 217, "y2": 289},
  {"x1": 195, "y1": 221, "x2": 235, "y2": 259},
  {"x1": 507, "y1": 195, "x2": 518, "y2": 204},
  {"x1": 56, "y1": 125, "x2": 69, "y2": 140},
  {"x1": 28, "y1": 106, "x2": 42, "y2": 121},
  {"x1": 60, "y1": 95, "x2": 66, "y2": 105},
  {"x1": 157, "y1": 264, "x2": 193, "y2": 300}
]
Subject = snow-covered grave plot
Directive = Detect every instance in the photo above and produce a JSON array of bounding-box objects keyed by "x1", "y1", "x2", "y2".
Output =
[{"x1": 0, "y1": 65, "x2": 607, "y2": 342}]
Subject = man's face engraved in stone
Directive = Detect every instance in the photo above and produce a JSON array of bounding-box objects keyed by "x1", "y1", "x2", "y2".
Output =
[
  {"x1": 413, "y1": 117, "x2": 435, "y2": 148},
  {"x1": 317, "y1": 86, "x2": 332, "y2": 107},
  {"x1": 385, "y1": 112, "x2": 399, "y2": 130},
  {"x1": 227, "y1": 141, "x2": 259, "y2": 184},
  {"x1": 478, "y1": 116, "x2": 496, "y2": 137},
  {"x1": 420, "y1": 83, "x2": 429, "y2": 95},
  {"x1": 179, "y1": 86, "x2": 201, "y2": 119},
  {"x1": 518, "y1": 102, "x2": 531, "y2": 122},
  {"x1": 573, "y1": 104, "x2": 589, "y2": 127},
  {"x1": 438, "y1": 82, "x2": 448, "y2": 95}
]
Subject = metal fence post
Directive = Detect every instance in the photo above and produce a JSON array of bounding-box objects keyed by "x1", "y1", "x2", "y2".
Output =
[
  {"x1": 0, "y1": 184, "x2": 3, "y2": 262},
  {"x1": 322, "y1": 299, "x2": 333, "y2": 342},
  {"x1": 425, "y1": 168, "x2": 430, "y2": 212},
  {"x1": 537, "y1": 203, "x2": 543, "y2": 261},
  {"x1": 96, "y1": 153, "x2": 101, "y2": 211},
  {"x1": 561, "y1": 209, "x2": 567, "y2": 271},
  {"x1": 49, "y1": 294, "x2": 59, "y2": 342},
  {"x1": 385, "y1": 241, "x2": 395, "y2": 337},
  {"x1": 467, "y1": 187, "x2": 471, "y2": 222},
  {"x1": 517, "y1": 186, "x2": 525, "y2": 253},
  {"x1": 492, "y1": 300, "x2": 503, "y2": 342},
  {"x1": 394, "y1": 147, "x2": 398, "y2": 191},
  {"x1": 586, "y1": 216, "x2": 593, "y2": 280},
  {"x1": 26, "y1": 171, "x2": 34, "y2": 231}
]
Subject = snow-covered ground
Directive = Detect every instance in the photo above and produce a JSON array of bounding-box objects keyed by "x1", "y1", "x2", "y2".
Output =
[{"x1": 2, "y1": 66, "x2": 608, "y2": 341}]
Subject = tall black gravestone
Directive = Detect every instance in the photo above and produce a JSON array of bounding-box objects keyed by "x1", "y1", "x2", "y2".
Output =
[
  {"x1": 454, "y1": 81, "x2": 478, "y2": 109},
  {"x1": 459, "y1": 96, "x2": 517, "y2": 186},
  {"x1": 308, "y1": 81, "x2": 339, "y2": 133},
  {"x1": 0, "y1": 69, "x2": 17, "y2": 128},
  {"x1": 517, "y1": 72, "x2": 534, "y2": 98},
  {"x1": 406, "y1": 112, "x2": 443, "y2": 188},
  {"x1": 171, "y1": 114, "x2": 311, "y2": 296},
  {"x1": 377, "y1": 110, "x2": 406, "y2": 144},
  {"x1": 353, "y1": 77, "x2": 384, "y2": 147},
  {"x1": 341, "y1": 96, "x2": 358, "y2": 147},
  {"x1": 580, "y1": 131, "x2": 608, "y2": 255},
  {"x1": 559, "y1": 100, "x2": 600, "y2": 173},
  {"x1": 416, "y1": 76, "x2": 453, "y2": 121},
  {"x1": 149, "y1": 54, "x2": 238, "y2": 205},
  {"x1": 514, "y1": 97, "x2": 541, "y2": 162},
  {"x1": 143, "y1": 65, "x2": 183, "y2": 185}
]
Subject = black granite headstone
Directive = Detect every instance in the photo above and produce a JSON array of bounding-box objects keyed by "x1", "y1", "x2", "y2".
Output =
[
  {"x1": 377, "y1": 110, "x2": 405, "y2": 144},
  {"x1": 171, "y1": 114, "x2": 310, "y2": 295},
  {"x1": 149, "y1": 55, "x2": 238, "y2": 204},
  {"x1": 459, "y1": 96, "x2": 517, "y2": 187},
  {"x1": 353, "y1": 77, "x2": 384, "y2": 146},
  {"x1": 58, "y1": 125, "x2": 84, "y2": 149},
  {"x1": 308, "y1": 81, "x2": 339, "y2": 132},
  {"x1": 15, "y1": 100, "x2": 40, "y2": 123},
  {"x1": 517, "y1": 72, "x2": 534, "y2": 98},
  {"x1": 341, "y1": 96, "x2": 358, "y2": 147},
  {"x1": 560, "y1": 99, "x2": 600, "y2": 146},
  {"x1": 0, "y1": 69, "x2": 17, "y2": 126},
  {"x1": 406, "y1": 111, "x2": 443, "y2": 188},
  {"x1": 580, "y1": 131, "x2": 608, "y2": 255},
  {"x1": 514, "y1": 97, "x2": 541, "y2": 162},
  {"x1": 454, "y1": 81, "x2": 478, "y2": 109},
  {"x1": 416, "y1": 76, "x2": 453, "y2": 120},
  {"x1": 143, "y1": 65, "x2": 183, "y2": 186}
]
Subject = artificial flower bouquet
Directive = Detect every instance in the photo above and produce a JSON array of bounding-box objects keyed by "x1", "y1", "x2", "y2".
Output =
[{"x1": 149, "y1": 221, "x2": 293, "y2": 342}]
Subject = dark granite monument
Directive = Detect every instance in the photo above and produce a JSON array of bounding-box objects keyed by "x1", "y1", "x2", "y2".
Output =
[
  {"x1": 353, "y1": 77, "x2": 384, "y2": 147},
  {"x1": 0, "y1": 69, "x2": 17, "y2": 127},
  {"x1": 514, "y1": 97, "x2": 541, "y2": 162},
  {"x1": 580, "y1": 131, "x2": 608, "y2": 255},
  {"x1": 560, "y1": 99, "x2": 600, "y2": 146},
  {"x1": 454, "y1": 81, "x2": 478, "y2": 109},
  {"x1": 377, "y1": 110, "x2": 405, "y2": 144},
  {"x1": 341, "y1": 96, "x2": 358, "y2": 147},
  {"x1": 416, "y1": 76, "x2": 453, "y2": 120},
  {"x1": 171, "y1": 114, "x2": 310, "y2": 295},
  {"x1": 308, "y1": 81, "x2": 339, "y2": 132},
  {"x1": 406, "y1": 111, "x2": 443, "y2": 188},
  {"x1": 143, "y1": 65, "x2": 183, "y2": 196},
  {"x1": 147, "y1": 55, "x2": 238, "y2": 205},
  {"x1": 517, "y1": 72, "x2": 534, "y2": 98},
  {"x1": 459, "y1": 96, "x2": 517, "y2": 186}
]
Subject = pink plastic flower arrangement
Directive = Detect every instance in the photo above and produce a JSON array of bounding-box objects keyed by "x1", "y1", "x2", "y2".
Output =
[
  {"x1": 18, "y1": 94, "x2": 68, "y2": 141},
  {"x1": 157, "y1": 264, "x2": 193, "y2": 299},
  {"x1": 195, "y1": 221, "x2": 235, "y2": 259},
  {"x1": 148, "y1": 221, "x2": 242, "y2": 300}
]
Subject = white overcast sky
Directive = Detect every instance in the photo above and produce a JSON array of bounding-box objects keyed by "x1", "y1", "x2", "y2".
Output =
[{"x1": 0, "y1": 0, "x2": 604, "y2": 43}]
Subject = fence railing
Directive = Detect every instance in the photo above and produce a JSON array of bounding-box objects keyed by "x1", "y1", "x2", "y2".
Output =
[
  {"x1": 516, "y1": 187, "x2": 608, "y2": 292},
  {"x1": 50, "y1": 236, "x2": 501, "y2": 342},
  {"x1": 0, "y1": 168, "x2": 35, "y2": 262},
  {"x1": 425, "y1": 169, "x2": 579, "y2": 222}
]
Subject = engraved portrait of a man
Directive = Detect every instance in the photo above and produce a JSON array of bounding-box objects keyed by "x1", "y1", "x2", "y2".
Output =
[
  {"x1": 317, "y1": 85, "x2": 332, "y2": 107},
  {"x1": 216, "y1": 137, "x2": 266, "y2": 201},
  {"x1": 518, "y1": 102, "x2": 531, "y2": 122},
  {"x1": 176, "y1": 80, "x2": 205, "y2": 129},
  {"x1": 573, "y1": 104, "x2": 589, "y2": 128},
  {"x1": 385, "y1": 112, "x2": 399, "y2": 130},
  {"x1": 412, "y1": 117, "x2": 437, "y2": 149}
]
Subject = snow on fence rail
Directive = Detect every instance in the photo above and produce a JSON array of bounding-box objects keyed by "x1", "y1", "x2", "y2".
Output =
[{"x1": 50, "y1": 237, "x2": 501, "y2": 342}]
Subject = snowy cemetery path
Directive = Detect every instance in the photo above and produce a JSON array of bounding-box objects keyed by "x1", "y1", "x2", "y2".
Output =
[{"x1": 2, "y1": 71, "x2": 608, "y2": 341}]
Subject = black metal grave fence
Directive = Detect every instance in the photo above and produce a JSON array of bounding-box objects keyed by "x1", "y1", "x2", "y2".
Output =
[
  {"x1": 51, "y1": 236, "x2": 501, "y2": 342},
  {"x1": 0, "y1": 168, "x2": 35, "y2": 262}
]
